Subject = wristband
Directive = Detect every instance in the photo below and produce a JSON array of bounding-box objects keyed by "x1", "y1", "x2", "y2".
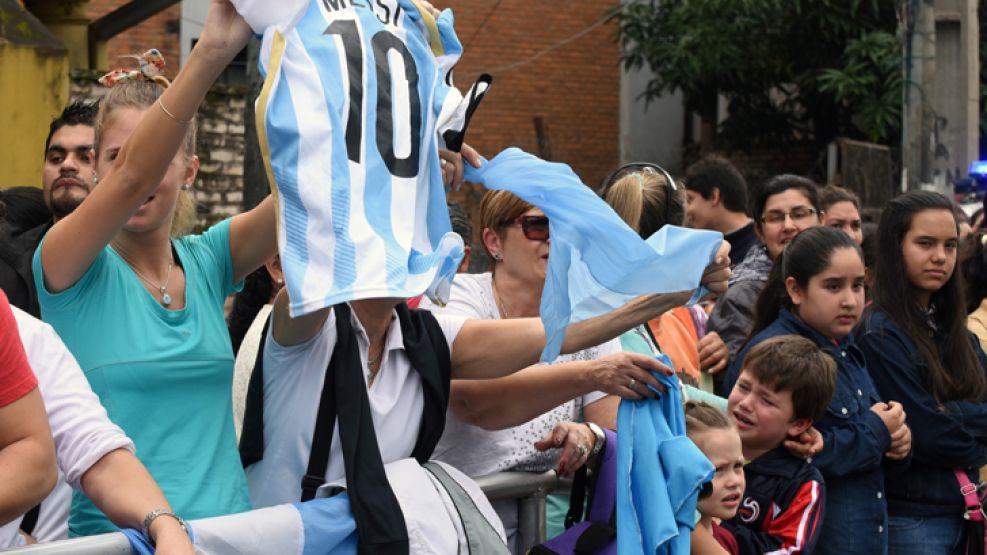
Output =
[
  {"x1": 142, "y1": 508, "x2": 187, "y2": 546},
  {"x1": 586, "y1": 422, "x2": 606, "y2": 458}
]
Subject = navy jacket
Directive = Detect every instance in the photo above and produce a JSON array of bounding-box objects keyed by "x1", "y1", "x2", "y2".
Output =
[
  {"x1": 725, "y1": 308, "x2": 895, "y2": 554},
  {"x1": 720, "y1": 447, "x2": 825, "y2": 555},
  {"x1": 857, "y1": 308, "x2": 987, "y2": 517}
]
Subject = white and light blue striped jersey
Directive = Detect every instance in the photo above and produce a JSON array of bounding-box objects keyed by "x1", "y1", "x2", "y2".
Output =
[{"x1": 233, "y1": 0, "x2": 487, "y2": 316}]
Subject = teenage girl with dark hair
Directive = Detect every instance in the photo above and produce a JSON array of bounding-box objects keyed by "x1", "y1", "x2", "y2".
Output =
[
  {"x1": 858, "y1": 190, "x2": 987, "y2": 554},
  {"x1": 724, "y1": 226, "x2": 910, "y2": 554}
]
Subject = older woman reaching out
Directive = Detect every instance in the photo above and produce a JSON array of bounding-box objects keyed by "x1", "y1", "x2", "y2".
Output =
[{"x1": 420, "y1": 190, "x2": 704, "y2": 549}]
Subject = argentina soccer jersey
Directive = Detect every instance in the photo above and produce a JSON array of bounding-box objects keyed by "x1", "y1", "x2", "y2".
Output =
[{"x1": 233, "y1": 0, "x2": 488, "y2": 316}]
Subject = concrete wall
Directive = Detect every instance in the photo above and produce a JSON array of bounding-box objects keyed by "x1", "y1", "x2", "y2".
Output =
[
  {"x1": 179, "y1": 0, "x2": 206, "y2": 65},
  {"x1": 619, "y1": 64, "x2": 685, "y2": 172},
  {"x1": 0, "y1": 0, "x2": 69, "y2": 189},
  {"x1": 932, "y1": 0, "x2": 979, "y2": 182}
]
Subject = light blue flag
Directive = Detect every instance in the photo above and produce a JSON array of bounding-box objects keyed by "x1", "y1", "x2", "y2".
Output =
[
  {"x1": 463, "y1": 148, "x2": 723, "y2": 361},
  {"x1": 616, "y1": 361, "x2": 715, "y2": 555}
]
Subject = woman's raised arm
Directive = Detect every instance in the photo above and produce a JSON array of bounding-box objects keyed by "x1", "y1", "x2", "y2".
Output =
[{"x1": 40, "y1": 1, "x2": 252, "y2": 293}]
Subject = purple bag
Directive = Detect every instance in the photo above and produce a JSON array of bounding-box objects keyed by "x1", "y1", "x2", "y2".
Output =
[{"x1": 530, "y1": 429, "x2": 617, "y2": 555}]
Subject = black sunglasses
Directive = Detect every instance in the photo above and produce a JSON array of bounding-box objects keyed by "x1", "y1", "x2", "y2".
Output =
[
  {"x1": 601, "y1": 162, "x2": 679, "y2": 228},
  {"x1": 507, "y1": 214, "x2": 550, "y2": 241}
]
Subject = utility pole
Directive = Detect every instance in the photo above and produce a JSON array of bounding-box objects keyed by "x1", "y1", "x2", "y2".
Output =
[
  {"x1": 901, "y1": 0, "x2": 980, "y2": 195},
  {"x1": 901, "y1": 0, "x2": 938, "y2": 193}
]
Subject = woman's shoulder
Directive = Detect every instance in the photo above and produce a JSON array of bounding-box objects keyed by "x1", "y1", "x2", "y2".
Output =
[{"x1": 423, "y1": 272, "x2": 495, "y2": 319}]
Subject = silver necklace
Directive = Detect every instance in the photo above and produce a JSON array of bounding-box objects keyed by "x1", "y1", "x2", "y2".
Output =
[
  {"x1": 114, "y1": 245, "x2": 175, "y2": 306},
  {"x1": 135, "y1": 262, "x2": 174, "y2": 306}
]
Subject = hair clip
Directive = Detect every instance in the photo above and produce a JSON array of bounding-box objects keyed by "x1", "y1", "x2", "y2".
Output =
[{"x1": 98, "y1": 49, "x2": 167, "y2": 88}]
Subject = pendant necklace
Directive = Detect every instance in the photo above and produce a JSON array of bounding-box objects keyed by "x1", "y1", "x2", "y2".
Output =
[
  {"x1": 114, "y1": 244, "x2": 176, "y2": 306},
  {"x1": 134, "y1": 262, "x2": 175, "y2": 306}
]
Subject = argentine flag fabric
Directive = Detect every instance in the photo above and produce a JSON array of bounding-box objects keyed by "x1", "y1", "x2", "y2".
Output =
[
  {"x1": 463, "y1": 149, "x2": 724, "y2": 362},
  {"x1": 233, "y1": 0, "x2": 479, "y2": 316},
  {"x1": 616, "y1": 363, "x2": 714, "y2": 555},
  {"x1": 123, "y1": 460, "x2": 505, "y2": 554}
]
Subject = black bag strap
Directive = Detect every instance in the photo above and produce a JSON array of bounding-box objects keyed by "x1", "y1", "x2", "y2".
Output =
[
  {"x1": 564, "y1": 465, "x2": 589, "y2": 529},
  {"x1": 20, "y1": 504, "x2": 40, "y2": 536},
  {"x1": 238, "y1": 316, "x2": 272, "y2": 468},
  {"x1": 299, "y1": 311, "x2": 341, "y2": 501},
  {"x1": 397, "y1": 304, "x2": 451, "y2": 462},
  {"x1": 308, "y1": 303, "x2": 409, "y2": 553}
]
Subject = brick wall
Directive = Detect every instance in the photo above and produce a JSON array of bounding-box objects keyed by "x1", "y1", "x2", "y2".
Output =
[
  {"x1": 436, "y1": 0, "x2": 621, "y2": 189},
  {"x1": 87, "y1": 1, "x2": 182, "y2": 79}
]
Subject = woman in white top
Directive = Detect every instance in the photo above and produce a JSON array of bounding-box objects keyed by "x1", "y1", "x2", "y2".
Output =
[
  {"x1": 248, "y1": 183, "x2": 730, "y2": 511},
  {"x1": 421, "y1": 190, "x2": 681, "y2": 549}
]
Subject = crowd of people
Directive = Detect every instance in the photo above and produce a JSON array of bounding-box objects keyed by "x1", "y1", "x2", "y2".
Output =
[{"x1": 1, "y1": 1, "x2": 987, "y2": 554}]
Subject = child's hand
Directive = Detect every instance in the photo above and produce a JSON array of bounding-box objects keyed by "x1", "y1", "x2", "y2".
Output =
[
  {"x1": 783, "y1": 426, "x2": 823, "y2": 459},
  {"x1": 885, "y1": 422, "x2": 912, "y2": 460},
  {"x1": 871, "y1": 401, "x2": 906, "y2": 435}
]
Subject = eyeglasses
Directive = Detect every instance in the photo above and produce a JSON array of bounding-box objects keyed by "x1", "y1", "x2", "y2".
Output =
[
  {"x1": 508, "y1": 215, "x2": 550, "y2": 241},
  {"x1": 601, "y1": 162, "x2": 679, "y2": 227},
  {"x1": 760, "y1": 207, "x2": 819, "y2": 225}
]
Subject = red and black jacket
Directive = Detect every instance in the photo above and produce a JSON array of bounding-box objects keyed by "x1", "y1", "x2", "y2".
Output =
[{"x1": 717, "y1": 447, "x2": 826, "y2": 555}]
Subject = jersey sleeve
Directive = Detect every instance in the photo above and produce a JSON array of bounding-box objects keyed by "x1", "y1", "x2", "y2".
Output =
[
  {"x1": 0, "y1": 291, "x2": 37, "y2": 407},
  {"x1": 722, "y1": 479, "x2": 825, "y2": 555}
]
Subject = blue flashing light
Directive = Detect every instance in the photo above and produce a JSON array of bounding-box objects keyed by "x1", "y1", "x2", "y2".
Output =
[{"x1": 970, "y1": 161, "x2": 987, "y2": 177}]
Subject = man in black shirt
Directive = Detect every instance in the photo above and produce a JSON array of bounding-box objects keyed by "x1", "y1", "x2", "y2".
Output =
[
  {"x1": 0, "y1": 102, "x2": 98, "y2": 316},
  {"x1": 683, "y1": 155, "x2": 757, "y2": 267}
]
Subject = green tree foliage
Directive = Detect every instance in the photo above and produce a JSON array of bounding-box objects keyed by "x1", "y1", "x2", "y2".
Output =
[
  {"x1": 616, "y1": 0, "x2": 900, "y2": 149},
  {"x1": 818, "y1": 31, "x2": 902, "y2": 144}
]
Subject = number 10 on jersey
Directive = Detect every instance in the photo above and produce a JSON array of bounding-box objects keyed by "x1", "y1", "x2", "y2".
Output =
[{"x1": 325, "y1": 19, "x2": 423, "y2": 179}]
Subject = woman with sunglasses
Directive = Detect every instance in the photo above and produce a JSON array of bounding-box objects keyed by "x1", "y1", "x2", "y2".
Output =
[{"x1": 420, "y1": 189, "x2": 669, "y2": 551}]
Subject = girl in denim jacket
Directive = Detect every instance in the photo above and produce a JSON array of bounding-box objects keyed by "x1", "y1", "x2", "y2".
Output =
[{"x1": 858, "y1": 191, "x2": 987, "y2": 555}]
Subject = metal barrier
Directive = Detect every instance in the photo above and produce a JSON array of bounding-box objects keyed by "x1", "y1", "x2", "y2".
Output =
[{"x1": 1, "y1": 471, "x2": 572, "y2": 554}]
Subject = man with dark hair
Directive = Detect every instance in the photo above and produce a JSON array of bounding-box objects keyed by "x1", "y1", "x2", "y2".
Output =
[
  {"x1": 0, "y1": 101, "x2": 99, "y2": 317},
  {"x1": 683, "y1": 156, "x2": 757, "y2": 266}
]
